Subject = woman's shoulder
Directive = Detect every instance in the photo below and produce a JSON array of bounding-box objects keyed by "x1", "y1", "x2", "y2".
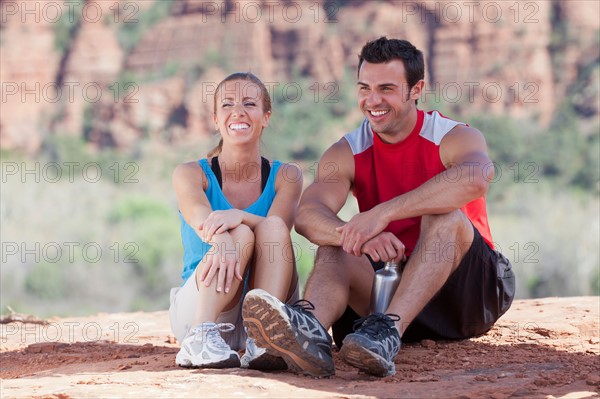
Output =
[
  {"x1": 172, "y1": 159, "x2": 208, "y2": 186},
  {"x1": 273, "y1": 160, "x2": 303, "y2": 188}
]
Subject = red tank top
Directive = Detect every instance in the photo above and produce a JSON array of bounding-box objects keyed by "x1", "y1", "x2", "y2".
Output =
[{"x1": 344, "y1": 110, "x2": 494, "y2": 256}]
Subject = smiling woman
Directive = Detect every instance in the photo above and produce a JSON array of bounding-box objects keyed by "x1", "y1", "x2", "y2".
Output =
[
  {"x1": 208, "y1": 73, "x2": 272, "y2": 158},
  {"x1": 169, "y1": 72, "x2": 303, "y2": 371}
]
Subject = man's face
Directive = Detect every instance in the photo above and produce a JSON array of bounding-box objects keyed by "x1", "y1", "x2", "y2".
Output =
[{"x1": 357, "y1": 60, "x2": 421, "y2": 137}]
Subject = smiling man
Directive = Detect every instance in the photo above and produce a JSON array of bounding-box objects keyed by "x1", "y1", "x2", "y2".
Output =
[{"x1": 241, "y1": 37, "x2": 515, "y2": 378}]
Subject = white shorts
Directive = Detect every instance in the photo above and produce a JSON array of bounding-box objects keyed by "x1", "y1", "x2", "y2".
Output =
[{"x1": 169, "y1": 267, "x2": 300, "y2": 351}]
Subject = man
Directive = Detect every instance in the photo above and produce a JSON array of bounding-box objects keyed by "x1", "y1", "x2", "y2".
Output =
[{"x1": 241, "y1": 37, "x2": 515, "y2": 377}]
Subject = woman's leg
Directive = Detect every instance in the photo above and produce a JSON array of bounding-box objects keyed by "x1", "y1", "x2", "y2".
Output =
[
  {"x1": 194, "y1": 223, "x2": 256, "y2": 322},
  {"x1": 251, "y1": 216, "x2": 297, "y2": 301}
]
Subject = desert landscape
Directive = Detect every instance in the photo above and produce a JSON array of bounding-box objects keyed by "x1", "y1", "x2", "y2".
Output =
[{"x1": 1, "y1": 297, "x2": 599, "y2": 398}]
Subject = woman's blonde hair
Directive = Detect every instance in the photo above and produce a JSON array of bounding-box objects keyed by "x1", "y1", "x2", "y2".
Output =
[{"x1": 208, "y1": 72, "x2": 272, "y2": 157}]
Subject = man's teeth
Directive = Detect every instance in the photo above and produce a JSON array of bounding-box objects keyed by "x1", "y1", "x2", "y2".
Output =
[
  {"x1": 229, "y1": 123, "x2": 250, "y2": 130},
  {"x1": 370, "y1": 110, "x2": 389, "y2": 116}
]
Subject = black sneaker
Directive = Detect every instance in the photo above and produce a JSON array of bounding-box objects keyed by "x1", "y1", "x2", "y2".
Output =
[
  {"x1": 242, "y1": 288, "x2": 335, "y2": 377},
  {"x1": 339, "y1": 313, "x2": 401, "y2": 377}
]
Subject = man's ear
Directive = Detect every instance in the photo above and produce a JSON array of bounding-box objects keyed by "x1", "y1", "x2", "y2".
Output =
[{"x1": 410, "y1": 80, "x2": 425, "y2": 100}]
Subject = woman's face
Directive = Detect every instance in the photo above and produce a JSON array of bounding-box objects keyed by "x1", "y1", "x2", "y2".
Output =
[{"x1": 213, "y1": 79, "x2": 270, "y2": 148}]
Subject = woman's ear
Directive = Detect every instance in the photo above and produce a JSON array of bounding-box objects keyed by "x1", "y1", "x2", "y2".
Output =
[
  {"x1": 262, "y1": 110, "x2": 272, "y2": 128},
  {"x1": 213, "y1": 113, "x2": 219, "y2": 131}
]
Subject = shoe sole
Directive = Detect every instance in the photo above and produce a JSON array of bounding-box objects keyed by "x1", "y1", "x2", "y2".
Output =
[
  {"x1": 242, "y1": 291, "x2": 334, "y2": 377},
  {"x1": 176, "y1": 353, "x2": 241, "y2": 369},
  {"x1": 246, "y1": 353, "x2": 288, "y2": 371},
  {"x1": 339, "y1": 338, "x2": 395, "y2": 377}
]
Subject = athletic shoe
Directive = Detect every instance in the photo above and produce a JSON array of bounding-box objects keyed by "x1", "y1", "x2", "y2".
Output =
[
  {"x1": 339, "y1": 313, "x2": 401, "y2": 377},
  {"x1": 242, "y1": 288, "x2": 335, "y2": 377},
  {"x1": 175, "y1": 322, "x2": 241, "y2": 368},
  {"x1": 240, "y1": 336, "x2": 288, "y2": 370}
]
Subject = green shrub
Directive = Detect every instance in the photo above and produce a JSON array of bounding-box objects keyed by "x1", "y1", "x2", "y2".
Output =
[{"x1": 24, "y1": 263, "x2": 64, "y2": 300}]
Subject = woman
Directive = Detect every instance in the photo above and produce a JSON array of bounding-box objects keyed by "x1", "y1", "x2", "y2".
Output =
[{"x1": 169, "y1": 72, "x2": 302, "y2": 369}]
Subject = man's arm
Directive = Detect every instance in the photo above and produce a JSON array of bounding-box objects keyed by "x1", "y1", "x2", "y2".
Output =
[
  {"x1": 338, "y1": 125, "x2": 494, "y2": 256},
  {"x1": 295, "y1": 139, "x2": 354, "y2": 246}
]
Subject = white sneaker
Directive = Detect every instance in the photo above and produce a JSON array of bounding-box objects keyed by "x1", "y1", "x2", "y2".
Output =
[
  {"x1": 175, "y1": 322, "x2": 241, "y2": 368},
  {"x1": 240, "y1": 336, "x2": 287, "y2": 370}
]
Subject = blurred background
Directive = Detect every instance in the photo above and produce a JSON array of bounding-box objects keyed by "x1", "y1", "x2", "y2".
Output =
[{"x1": 1, "y1": 0, "x2": 598, "y2": 317}]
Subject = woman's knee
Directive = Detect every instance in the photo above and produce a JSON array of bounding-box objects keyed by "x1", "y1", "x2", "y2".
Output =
[
  {"x1": 255, "y1": 215, "x2": 289, "y2": 239},
  {"x1": 231, "y1": 223, "x2": 255, "y2": 245}
]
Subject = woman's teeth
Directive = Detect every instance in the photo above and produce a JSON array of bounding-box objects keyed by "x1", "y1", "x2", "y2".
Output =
[{"x1": 229, "y1": 123, "x2": 250, "y2": 130}]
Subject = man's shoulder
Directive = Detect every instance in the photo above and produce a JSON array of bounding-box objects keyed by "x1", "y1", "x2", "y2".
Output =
[
  {"x1": 343, "y1": 118, "x2": 372, "y2": 155},
  {"x1": 421, "y1": 110, "x2": 467, "y2": 146}
]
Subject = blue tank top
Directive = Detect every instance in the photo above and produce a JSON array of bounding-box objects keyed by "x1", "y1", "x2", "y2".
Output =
[{"x1": 179, "y1": 158, "x2": 282, "y2": 282}]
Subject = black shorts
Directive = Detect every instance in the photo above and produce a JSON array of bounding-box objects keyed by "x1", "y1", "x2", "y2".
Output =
[{"x1": 331, "y1": 226, "x2": 516, "y2": 347}]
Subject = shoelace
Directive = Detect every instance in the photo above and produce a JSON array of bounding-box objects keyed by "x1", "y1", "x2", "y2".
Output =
[
  {"x1": 352, "y1": 313, "x2": 400, "y2": 336},
  {"x1": 290, "y1": 299, "x2": 316, "y2": 313},
  {"x1": 192, "y1": 322, "x2": 235, "y2": 351}
]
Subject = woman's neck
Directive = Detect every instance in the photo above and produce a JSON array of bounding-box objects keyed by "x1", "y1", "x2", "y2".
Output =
[{"x1": 216, "y1": 148, "x2": 262, "y2": 182}]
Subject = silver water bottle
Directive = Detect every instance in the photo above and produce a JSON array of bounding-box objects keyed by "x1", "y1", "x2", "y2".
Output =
[{"x1": 369, "y1": 261, "x2": 402, "y2": 314}]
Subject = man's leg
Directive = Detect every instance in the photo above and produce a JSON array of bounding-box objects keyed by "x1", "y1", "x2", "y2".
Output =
[
  {"x1": 388, "y1": 210, "x2": 474, "y2": 334},
  {"x1": 241, "y1": 245, "x2": 374, "y2": 377},
  {"x1": 304, "y1": 246, "x2": 374, "y2": 330},
  {"x1": 339, "y1": 210, "x2": 474, "y2": 376}
]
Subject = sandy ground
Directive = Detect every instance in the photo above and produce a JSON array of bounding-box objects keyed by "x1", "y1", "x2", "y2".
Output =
[{"x1": 1, "y1": 297, "x2": 599, "y2": 399}]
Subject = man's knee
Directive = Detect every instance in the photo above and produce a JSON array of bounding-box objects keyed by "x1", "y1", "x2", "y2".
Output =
[
  {"x1": 418, "y1": 211, "x2": 473, "y2": 264},
  {"x1": 420, "y1": 211, "x2": 471, "y2": 239}
]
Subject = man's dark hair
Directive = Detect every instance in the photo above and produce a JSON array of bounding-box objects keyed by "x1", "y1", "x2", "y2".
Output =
[{"x1": 358, "y1": 37, "x2": 425, "y2": 91}]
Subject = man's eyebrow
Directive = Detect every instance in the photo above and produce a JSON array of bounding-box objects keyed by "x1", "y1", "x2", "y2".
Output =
[{"x1": 357, "y1": 81, "x2": 398, "y2": 88}]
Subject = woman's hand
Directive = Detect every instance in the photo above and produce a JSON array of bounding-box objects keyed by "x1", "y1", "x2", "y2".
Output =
[
  {"x1": 201, "y1": 210, "x2": 244, "y2": 243},
  {"x1": 196, "y1": 232, "x2": 243, "y2": 293}
]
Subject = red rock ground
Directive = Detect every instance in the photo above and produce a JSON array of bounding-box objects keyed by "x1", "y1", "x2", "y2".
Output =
[{"x1": 1, "y1": 297, "x2": 599, "y2": 399}]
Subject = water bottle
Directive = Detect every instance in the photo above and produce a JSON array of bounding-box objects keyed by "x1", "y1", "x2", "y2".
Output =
[{"x1": 369, "y1": 261, "x2": 402, "y2": 314}]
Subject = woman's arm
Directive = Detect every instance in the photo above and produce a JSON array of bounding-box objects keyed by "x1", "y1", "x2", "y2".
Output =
[
  {"x1": 202, "y1": 163, "x2": 304, "y2": 241},
  {"x1": 172, "y1": 161, "x2": 213, "y2": 233},
  {"x1": 173, "y1": 161, "x2": 242, "y2": 289},
  {"x1": 267, "y1": 162, "x2": 303, "y2": 230}
]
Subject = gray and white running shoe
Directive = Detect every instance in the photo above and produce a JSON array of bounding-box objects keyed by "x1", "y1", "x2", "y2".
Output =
[
  {"x1": 339, "y1": 313, "x2": 401, "y2": 377},
  {"x1": 242, "y1": 288, "x2": 335, "y2": 377}
]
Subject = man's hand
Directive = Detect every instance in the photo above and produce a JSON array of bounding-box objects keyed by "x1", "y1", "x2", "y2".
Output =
[
  {"x1": 360, "y1": 232, "x2": 405, "y2": 263},
  {"x1": 197, "y1": 232, "x2": 243, "y2": 294},
  {"x1": 336, "y1": 207, "x2": 389, "y2": 256},
  {"x1": 201, "y1": 210, "x2": 243, "y2": 243}
]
